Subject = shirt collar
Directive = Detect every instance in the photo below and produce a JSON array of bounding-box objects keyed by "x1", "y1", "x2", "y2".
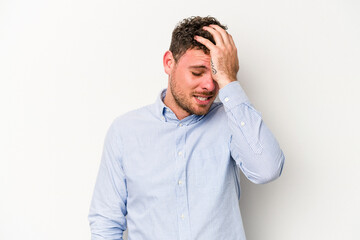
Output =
[{"x1": 153, "y1": 88, "x2": 209, "y2": 126}]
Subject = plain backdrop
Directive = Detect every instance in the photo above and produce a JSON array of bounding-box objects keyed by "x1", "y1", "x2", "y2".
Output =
[{"x1": 1, "y1": 0, "x2": 359, "y2": 239}]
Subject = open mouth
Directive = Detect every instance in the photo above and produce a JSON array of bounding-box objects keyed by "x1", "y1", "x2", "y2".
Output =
[
  {"x1": 195, "y1": 96, "x2": 211, "y2": 101},
  {"x1": 193, "y1": 95, "x2": 213, "y2": 105}
]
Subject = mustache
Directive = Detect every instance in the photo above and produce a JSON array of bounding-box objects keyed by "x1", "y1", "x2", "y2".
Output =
[{"x1": 193, "y1": 91, "x2": 216, "y2": 96}]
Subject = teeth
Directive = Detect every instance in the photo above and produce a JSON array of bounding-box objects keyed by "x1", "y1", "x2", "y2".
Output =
[{"x1": 195, "y1": 96, "x2": 209, "y2": 101}]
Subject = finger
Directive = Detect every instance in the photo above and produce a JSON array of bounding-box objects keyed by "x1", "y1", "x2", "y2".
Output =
[
  {"x1": 194, "y1": 35, "x2": 216, "y2": 51},
  {"x1": 228, "y1": 34, "x2": 237, "y2": 49},
  {"x1": 209, "y1": 24, "x2": 231, "y2": 46},
  {"x1": 202, "y1": 26, "x2": 225, "y2": 46}
]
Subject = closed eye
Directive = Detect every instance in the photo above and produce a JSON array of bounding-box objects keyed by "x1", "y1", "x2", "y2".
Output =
[{"x1": 192, "y1": 72, "x2": 203, "y2": 77}]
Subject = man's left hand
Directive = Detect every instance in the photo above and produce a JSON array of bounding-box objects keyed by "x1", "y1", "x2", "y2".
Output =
[{"x1": 194, "y1": 24, "x2": 239, "y2": 89}]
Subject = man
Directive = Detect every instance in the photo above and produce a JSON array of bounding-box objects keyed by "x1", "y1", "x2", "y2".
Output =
[{"x1": 89, "y1": 16, "x2": 285, "y2": 240}]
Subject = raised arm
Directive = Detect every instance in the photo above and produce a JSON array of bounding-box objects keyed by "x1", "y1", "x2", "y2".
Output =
[{"x1": 195, "y1": 25, "x2": 284, "y2": 184}]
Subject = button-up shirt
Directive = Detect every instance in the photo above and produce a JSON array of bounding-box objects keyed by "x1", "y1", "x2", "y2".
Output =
[{"x1": 89, "y1": 81, "x2": 285, "y2": 240}]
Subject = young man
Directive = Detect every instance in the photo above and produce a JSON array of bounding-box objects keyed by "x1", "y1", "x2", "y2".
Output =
[{"x1": 89, "y1": 16, "x2": 285, "y2": 240}]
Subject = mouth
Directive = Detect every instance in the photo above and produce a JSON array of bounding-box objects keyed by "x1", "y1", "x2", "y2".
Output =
[{"x1": 193, "y1": 95, "x2": 213, "y2": 105}]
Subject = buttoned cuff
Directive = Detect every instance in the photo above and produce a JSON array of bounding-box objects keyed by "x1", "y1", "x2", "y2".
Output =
[{"x1": 218, "y1": 81, "x2": 250, "y2": 110}]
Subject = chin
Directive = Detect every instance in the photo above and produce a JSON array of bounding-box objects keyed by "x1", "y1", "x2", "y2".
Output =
[{"x1": 192, "y1": 106, "x2": 211, "y2": 116}]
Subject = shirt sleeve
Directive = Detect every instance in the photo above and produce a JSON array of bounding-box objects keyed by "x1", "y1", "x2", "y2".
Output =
[
  {"x1": 88, "y1": 120, "x2": 128, "y2": 239},
  {"x1": 218, "y1": 81, "x2": 285, "y2": 184}
]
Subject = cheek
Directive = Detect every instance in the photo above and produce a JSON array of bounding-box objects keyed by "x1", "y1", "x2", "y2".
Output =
[{"x1": 179, "y1": 74, "x2": 198, "y2": 89}]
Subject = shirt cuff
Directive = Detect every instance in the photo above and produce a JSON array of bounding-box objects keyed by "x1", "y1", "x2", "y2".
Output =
[{"x1": 218, "y1": 81, "x2": 250, "y2": 110}]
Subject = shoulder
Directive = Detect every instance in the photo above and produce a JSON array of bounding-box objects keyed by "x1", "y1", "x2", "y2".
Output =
[
  {"x1": 111, "y1": 104, "x2": 154, "y2": 126},
  {"x1": 106, "y1": 103, "x2": 159, "y2": 138}
]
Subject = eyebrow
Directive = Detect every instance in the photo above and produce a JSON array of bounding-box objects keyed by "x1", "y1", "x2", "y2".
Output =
[{"x1": 188, "y1": 65, "x2": 208, "y2": 69}]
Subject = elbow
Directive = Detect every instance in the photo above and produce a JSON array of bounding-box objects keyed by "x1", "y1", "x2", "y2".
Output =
[
  {"x1": 88, "y1": 212, "x2": 126, "y2": 240},
  {"x1": 247, "y1": 150, "x2": 285, "y2": 184},
  {"x1": 259, "y1": 150, "x2": 285, "y2": 184}
]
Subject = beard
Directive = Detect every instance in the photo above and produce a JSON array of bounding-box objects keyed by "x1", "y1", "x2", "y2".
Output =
[{"x1": 169, "y1": 74, "x2": 215, "y2": 116}]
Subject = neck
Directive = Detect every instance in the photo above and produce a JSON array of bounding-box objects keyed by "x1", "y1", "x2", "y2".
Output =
[{"x1": 163, "y1": 89, "x2": 190, "y2": 120}]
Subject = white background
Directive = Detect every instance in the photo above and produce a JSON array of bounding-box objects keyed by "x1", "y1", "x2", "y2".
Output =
[{"x1": 1, "y1": 0, "x2": 359, "y2": 239}]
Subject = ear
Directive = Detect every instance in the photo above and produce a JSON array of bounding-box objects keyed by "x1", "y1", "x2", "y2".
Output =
[{"x1": 163, "y1": 50, "x2": 175, "y2": 75}]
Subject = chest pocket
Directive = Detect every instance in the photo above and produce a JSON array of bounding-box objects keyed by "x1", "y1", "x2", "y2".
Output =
[{"x1": 193, "y1": 145, "x2": 231, "y2": 192}]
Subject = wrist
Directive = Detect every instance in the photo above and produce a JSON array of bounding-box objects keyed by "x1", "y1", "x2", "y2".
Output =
[{"x1": 217, "y1": 77, "x2": 237, "y2": 89}]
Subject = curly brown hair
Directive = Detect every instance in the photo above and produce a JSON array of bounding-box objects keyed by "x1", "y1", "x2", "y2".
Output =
[{"x1": 169, "y1": 16, "x2": 227, "y2": 62}]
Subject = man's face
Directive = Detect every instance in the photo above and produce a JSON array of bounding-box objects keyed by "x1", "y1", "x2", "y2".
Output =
[{"x1": 167, "y1": 49, "x2": 219, "y2": 117}]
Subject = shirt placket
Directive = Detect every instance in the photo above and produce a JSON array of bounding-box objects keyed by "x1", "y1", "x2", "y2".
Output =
[{"x1": 175, "y1": 122, "x2": 191, "y2": 240}]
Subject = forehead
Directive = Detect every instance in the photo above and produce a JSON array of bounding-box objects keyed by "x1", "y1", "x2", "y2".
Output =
[{"x1": 177, "y1": 49, "x2": 211, "y2": 67}]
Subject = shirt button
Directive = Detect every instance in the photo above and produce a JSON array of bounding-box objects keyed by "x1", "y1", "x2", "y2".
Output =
[
  {"x1": 161, "y1": 116, "x2": 165, "y2": 121},
  {"x1": 179, "y1": 123, "x2": 183, "y2": 127},
  {"x1": 181, "y1": 214, "x2": 185, "y2": 219},
  {"x1": 178, "y1": 151, "x2": 182, "y2": 156},
  {"x1": 241, "y1": 121, "x2": 245, "y2": 126},
  {"x1": 178, "y1": 180, "x2": 183, "y2": 185},
  {"x1": 224, "y1": 97, "x2": 229, "y2": 102}
]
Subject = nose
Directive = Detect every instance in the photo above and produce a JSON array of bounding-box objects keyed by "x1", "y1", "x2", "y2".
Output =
[{"x1": 200, "y1": 73, "x2": 216, "y2": 92}]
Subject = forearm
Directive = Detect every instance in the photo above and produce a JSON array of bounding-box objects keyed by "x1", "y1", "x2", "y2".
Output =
[
  {"x1": 219, "y1": 81, "x2": 285, "y2": 184},
  {"x1": 89, "y1": 166, "x2": 127, "y2": 240}
]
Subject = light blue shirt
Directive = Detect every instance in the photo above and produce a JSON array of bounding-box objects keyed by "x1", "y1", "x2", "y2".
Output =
[{"x1": 89, "y1": 81, "x2": 285, "y2": 240}]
